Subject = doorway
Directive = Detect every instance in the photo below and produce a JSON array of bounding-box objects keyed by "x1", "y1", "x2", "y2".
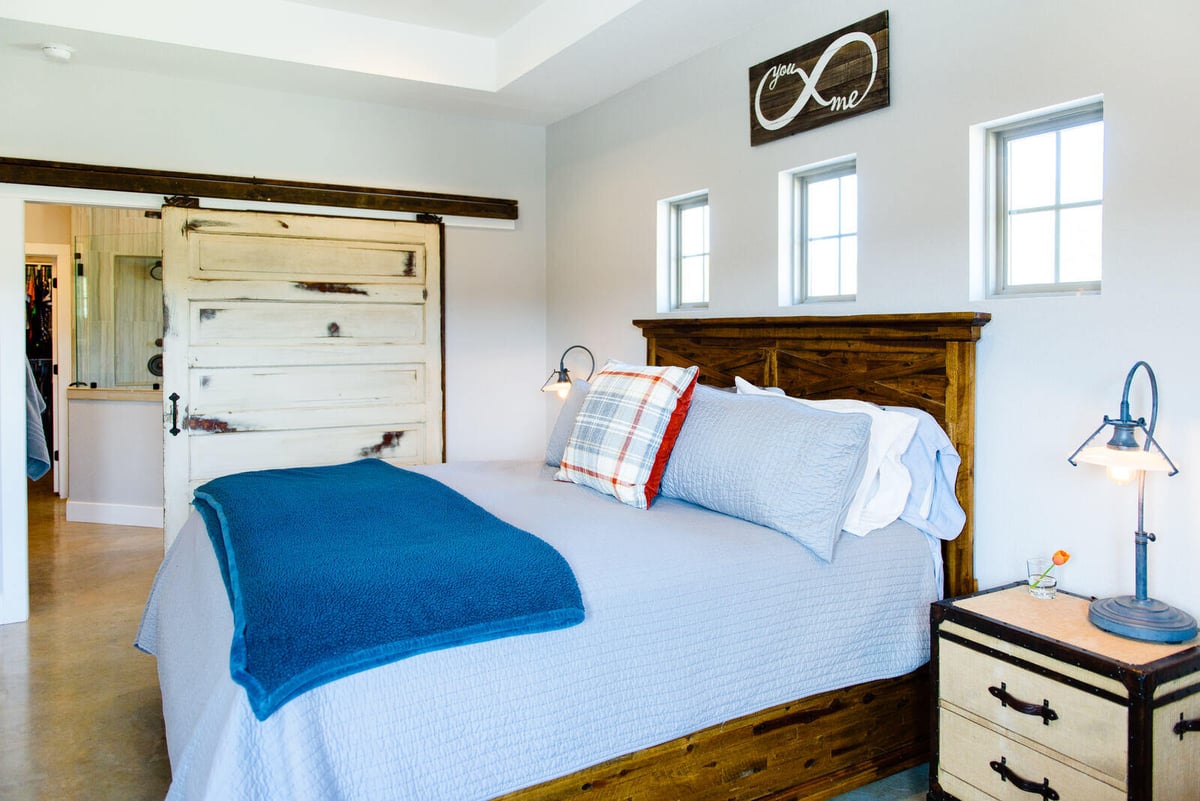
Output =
[
  {"x1": 23, "y1": 259, "x2": 53, "y2": 487},
  {"x1": 25, "y1": 203, "x2": 165, "y2": 530}
]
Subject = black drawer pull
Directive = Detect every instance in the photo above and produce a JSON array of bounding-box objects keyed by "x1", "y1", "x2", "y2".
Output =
[
  {"x1": 990, "y1": 756, "x2": 1060, "y2": 800},
  {"x1": 1175, "y1": 713, "x2": 1200, "y2": 740},
  {"x1": 989, "y1": 682, "x2": 1058, "y2": 725}
]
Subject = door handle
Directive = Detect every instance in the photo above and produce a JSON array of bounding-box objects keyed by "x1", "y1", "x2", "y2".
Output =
[{"x1": 168, "y1": 392, "x2": 181, "y2": 436}]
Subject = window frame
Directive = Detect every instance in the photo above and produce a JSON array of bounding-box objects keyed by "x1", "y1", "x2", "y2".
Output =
[
  {"x1": 989, "y1": 101, "x2": 1104, "y2": 297},
  {"x1": 668, "y1": 192, "x2": 709, "y2": 310},
  {"x1": 791, "y1": 159, "x2": 857, "y2": 304}
]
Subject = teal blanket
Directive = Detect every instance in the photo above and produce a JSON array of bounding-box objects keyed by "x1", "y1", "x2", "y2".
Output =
[{"x1": 193, "y1": 459, "x2": 584, "y2": 720}]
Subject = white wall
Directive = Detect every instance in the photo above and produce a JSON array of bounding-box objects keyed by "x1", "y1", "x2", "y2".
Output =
[
  {"x1": 66, "y1": 393, "x2": 163, "y2": 528},
  {"x1": 0, "y1": 52, "x2": 548, "y2": 621},
  {"x1": 546, "y1": 0, "x2": 1200, "y2": 614}
]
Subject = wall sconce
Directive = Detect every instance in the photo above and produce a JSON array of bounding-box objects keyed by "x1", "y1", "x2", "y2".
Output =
[
  {"x1": 541, "y1": 345, "x2": 595, "y2": 399},
  {"x1": 1068, "y1": 361, "x2": 1196, "y2": 643}
]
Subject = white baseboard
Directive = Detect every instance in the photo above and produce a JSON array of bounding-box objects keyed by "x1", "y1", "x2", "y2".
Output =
[
  {"x1": 65, "y1": 501, "x2": 163, "y2": 529},
  {"x1": 0, "y1": 589, "x2": 30, "y2": 625}
]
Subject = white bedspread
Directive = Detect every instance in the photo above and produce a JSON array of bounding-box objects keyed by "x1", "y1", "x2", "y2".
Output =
[{"x1": 137, "y1": 461, "x2": 939, "y2": 801}]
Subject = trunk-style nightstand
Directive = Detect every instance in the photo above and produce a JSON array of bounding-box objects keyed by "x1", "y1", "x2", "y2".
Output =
[{"x1": 929, "y1": 583, "x2": 1200, "y2": 800}]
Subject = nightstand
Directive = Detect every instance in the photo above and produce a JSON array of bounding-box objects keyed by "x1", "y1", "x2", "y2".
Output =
[{"x1": 929, "y1": 583, "x2": 1200, "y2": 801}]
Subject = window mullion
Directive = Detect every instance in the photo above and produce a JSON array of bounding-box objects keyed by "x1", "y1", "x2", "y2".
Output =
[
  {"x1": 673, "y1": 208, "x2": 683, "y2": 306},
  {"x1": 1010, "y1": 199, "x2": 1101, "y2": 215},
  {"x1": 835, "y1": 177, "x2": 844, "y2": 296},
  {"x1": 1053, "y1": 129, "x2": 1063, "y2": 284},
  {"x1": 796, "y1": 179, "x2": 805, "y2": 302},
  {"x1": 799, "y1": 177, "x2": 810, "y2": 301}
]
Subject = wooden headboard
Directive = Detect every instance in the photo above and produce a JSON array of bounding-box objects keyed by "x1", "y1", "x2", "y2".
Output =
[{"x1": 633, "y1": 312, "x2": 991, "y2": 599}]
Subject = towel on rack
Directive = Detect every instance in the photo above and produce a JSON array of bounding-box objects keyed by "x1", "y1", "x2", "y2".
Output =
[{"x1": 26, "y1": 356, "x2": 50, "y2": 480}]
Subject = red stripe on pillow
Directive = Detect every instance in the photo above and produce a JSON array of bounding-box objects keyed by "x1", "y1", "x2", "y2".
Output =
[{"x1": 641, "y1": 373, "x2": 698, "y2": 506}]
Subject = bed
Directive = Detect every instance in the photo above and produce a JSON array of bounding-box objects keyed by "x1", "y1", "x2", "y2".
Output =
[{"x1": 137, "y1": 312, "x2": 990, "y2": 801}]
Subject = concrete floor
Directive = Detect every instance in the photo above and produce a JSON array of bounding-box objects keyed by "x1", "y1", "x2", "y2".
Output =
[
  {"x1": 0, "y1": 476, "x2": 171, "y2": 800},
  {"x1": 0, "y1": 476, "x2": 928, "y2": 801}
]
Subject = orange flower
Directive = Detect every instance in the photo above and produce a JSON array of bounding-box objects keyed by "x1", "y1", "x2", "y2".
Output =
[{"x1": 1031, "y1": 550, "x2": 1070, "y2": 589}]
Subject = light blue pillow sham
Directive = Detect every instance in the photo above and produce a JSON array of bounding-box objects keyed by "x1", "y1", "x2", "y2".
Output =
[
  {"x1": 659, "y1": 384, "x2": 871, "y2": 561},
  {"x1": 885, "y1": 405, "x2": 965, "y2": 541}
]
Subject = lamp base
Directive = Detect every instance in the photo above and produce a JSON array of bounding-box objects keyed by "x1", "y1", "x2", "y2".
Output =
[{"x1": 1089, "y1": 595, "x2": 1198, "y2": 643}]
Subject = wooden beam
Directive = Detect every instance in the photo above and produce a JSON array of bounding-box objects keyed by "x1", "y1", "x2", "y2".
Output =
[{"x1": 0, "y1": 156, "x2": 518, "y2": 220}]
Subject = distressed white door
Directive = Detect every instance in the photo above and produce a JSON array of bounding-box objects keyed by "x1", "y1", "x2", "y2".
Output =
[{"x1": 161, "y1": 207, "x2": 443, "y2": 545}]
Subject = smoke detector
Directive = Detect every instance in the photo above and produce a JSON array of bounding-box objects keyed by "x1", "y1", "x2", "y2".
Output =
[{"x1": 41, "y1": 43, "x2": 74, "y2": 62}]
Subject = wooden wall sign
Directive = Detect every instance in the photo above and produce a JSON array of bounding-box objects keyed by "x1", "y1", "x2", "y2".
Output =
[{"x1": 749, "y1": 11, "x2": 889, "y2": 146}]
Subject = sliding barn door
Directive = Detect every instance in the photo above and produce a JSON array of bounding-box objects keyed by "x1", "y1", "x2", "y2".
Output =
[{"x1": 161, "y1": 207, "x2": 443, "y2": 545}]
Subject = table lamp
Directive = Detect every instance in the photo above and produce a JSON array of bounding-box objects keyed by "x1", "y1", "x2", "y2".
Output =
[{"x1": 1067, "y1": 360, "x2": 1197, "y2": 643}]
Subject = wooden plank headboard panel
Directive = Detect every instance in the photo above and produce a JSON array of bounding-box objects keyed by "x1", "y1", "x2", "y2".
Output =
[{"x1": 633, "y1": 312, "x2": 991, "y2": 598}]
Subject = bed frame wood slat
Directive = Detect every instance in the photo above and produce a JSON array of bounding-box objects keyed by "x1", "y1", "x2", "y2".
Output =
[
  {"x1": 496, "y1": 312, "x2": 989, "y2": 801},
  {"x1": 493, "y1": 672, "x2": 929, "y2": 801}
]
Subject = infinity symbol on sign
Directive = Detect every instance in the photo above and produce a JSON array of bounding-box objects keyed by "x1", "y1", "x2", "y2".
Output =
[{"x1": 754, "y1": 31, "x2": 879, "y2": 131}]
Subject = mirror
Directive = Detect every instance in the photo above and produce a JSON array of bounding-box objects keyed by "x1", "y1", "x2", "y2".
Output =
[{"x1": 73, "y1": 230, "x2": 163, "y2": 389}]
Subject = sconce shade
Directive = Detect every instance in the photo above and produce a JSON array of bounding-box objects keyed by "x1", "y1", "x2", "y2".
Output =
[
  {"x1": 540, "y1": 370, "x2": 572, "y2": 395},
  {"x1": 541, "y1": 345, "x2": 595, "y2": 396}
]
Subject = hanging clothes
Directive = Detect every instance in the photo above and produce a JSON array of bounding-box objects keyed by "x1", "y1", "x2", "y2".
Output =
[
  {"x1": 25, "y1": 263, "x2": 55, "y2": 447},
  {"x1": 26, "y1": 263, "x2": 53, "y2": 357},
  {"x1": 26, "y1": 355, "x2": 51, "y2": 480}
]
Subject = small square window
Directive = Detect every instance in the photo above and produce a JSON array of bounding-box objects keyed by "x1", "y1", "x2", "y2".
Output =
[
  {"x1": 789, "y1": 160, "x2": 857, "y2": 303},
  {"x1": 990, "y1": 102, "x2": 1103, "y2": 295}
]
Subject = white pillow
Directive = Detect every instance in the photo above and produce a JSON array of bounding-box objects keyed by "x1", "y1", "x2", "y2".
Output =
[{"x1": 734, "y1": 377, "x2": 918, "y2": 535}]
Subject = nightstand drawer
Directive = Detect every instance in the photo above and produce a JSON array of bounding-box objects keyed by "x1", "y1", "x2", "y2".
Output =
[
  {"x1": 939, "y1": 637, "x2": 1126, "y2": 781},
  {"x1": 1153, "y1": 692, "x2": 1200, "y2": 801},
  {"x1": 939, "y1": 708, "x2": 1125, "y2": 801}
]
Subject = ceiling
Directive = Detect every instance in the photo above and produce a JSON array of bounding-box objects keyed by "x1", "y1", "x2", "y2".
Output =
[
  {"x1": 2, "y1": 0, "x2": 792, "y2": 124},
  {"x1": 286, "y1": 0, "x2": 551, "y2": 37}
]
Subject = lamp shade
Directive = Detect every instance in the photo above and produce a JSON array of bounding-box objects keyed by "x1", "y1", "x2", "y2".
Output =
[
  {"x1": 1072, "y1": 445, "x2": 1173, "y2": 472},
  {"x1": 540, "y1": 372, "x2": 571, "y2": 395}
]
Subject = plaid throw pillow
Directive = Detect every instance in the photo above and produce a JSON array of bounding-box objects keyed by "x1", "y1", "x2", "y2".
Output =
[{"x1": 557, "y1": 362, "x2": 699, "y2": 509}]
